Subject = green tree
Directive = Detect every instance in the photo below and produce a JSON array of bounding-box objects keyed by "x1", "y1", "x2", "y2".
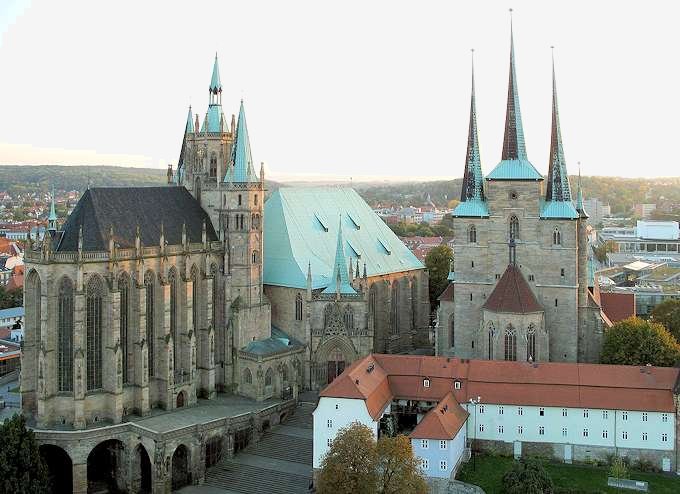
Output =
[
  {"x1": 501, "y1": 458, "x2": 554, "y2": 494},
  {"x1": 593, "y1": 240, "x2": 618, "y2": 263},
  {"x1": 650, "y1": 299, "x2": 680, "y2": 342},
  {"x1": 0, "y1": 286, "x2": 23, "y2": 310},
  {"x1": 317, "y1": 422, "x2": 378, "y2": 494},
  {"x1": 425, "y1": 244, "x2": 453, "y2": 305},
  {"x1": 376, "y1": 435, "x2": 428, "y2": 494},
  {"x1": 0, "y1": 414, "x2": 51, "y2": 494},
  {"x1": 601, "y1": 317, "x2": 680, "y2": 367},
  {"x1": 609, "y1": 456, "x2": 629, "y2": 480}
]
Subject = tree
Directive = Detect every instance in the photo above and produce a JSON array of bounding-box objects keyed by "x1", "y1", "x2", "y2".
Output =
[
  {"x1": 601, "y1": 317, "x2": 680, "y2": 367},
  {"x1": 501, "y1": 458, "x2": 553, "y2": 494},
  {"x1": 0, "y1": 414, "x2": 51, "y2": 494},
  {"x1": 424, "y1": 244, "x2": 453, "y2": 305},
  {"x1": 317, "y1": 422, "x2": 378, "y2": 494},
  {"x1": 376, "y1": 435, "x2": 428, "y2": 494},
  {"x1": 593, "y1": 240, "x2": 618, "y2": 263},
  {"x1": 317, "y1": 423, "x2": 427, "y2": 494},
  {"x1": 650, "y1": 299, "x2": 680, "y2": 342},
  {"x1": 609, "y1": 456, "x2": 629, "y2": 480},
  {"x1": 0, "y1": 285, "x2": 23, "y2": 310}
]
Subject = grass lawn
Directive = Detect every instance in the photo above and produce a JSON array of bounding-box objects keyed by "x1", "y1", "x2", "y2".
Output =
[{"x1": 457, "y1": 455, "x2": 680, "y2": 494}]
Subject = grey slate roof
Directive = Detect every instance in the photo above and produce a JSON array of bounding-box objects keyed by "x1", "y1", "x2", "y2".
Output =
[{"x1": 57, "y1": 187, "x2": 217, "y2": 252}]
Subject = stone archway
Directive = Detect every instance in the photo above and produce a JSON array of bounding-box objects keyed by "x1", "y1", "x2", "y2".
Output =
[
  {"x1": 176, "y1": 390, "x2": 186, "y2": 408},
  {"x1": 130, "y1": 444, "x2": 152, "y2": 494},
  {"x1": 87, "y1": 439, "x2": 126, "y2": 493},
  {"x1": 171, "y1": 444, "x2": 191, "y2": 490},
  {"x1": 39, "y1": 444, "x2": 72, "y2": 493},
  {"x1": 314, "y1": 336, "x2": 358, "y2": 388}
]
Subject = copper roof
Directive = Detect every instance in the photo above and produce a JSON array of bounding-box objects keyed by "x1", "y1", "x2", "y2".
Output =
[
  {"x1": 483, "y1": 264, "x2": 542, "y2": 313},
  {"x1": 318, "y1": 354, "x2": 680, "y2": 422},
  {"x1": 410, "y1": 393, "x2": 469, "y2": 440}
]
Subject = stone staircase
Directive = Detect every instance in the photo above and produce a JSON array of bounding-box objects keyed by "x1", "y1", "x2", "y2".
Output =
[{"x1": 202, "y1": 403, "x2": 314, "y2": 493}]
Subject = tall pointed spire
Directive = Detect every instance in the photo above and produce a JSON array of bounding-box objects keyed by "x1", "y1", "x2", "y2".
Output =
[
  {"x1": 460, "y1": 49, "x2": 484, "y2": 203},
  {"x1": 185, "y1": 105, "x2": 194, "y2": 133},
  {"x1": 48, "y1": 188, "x2": 57, "y2": 232},
  {"x1": 224, "y1": 100, "x2": 259, "y2": 183},
  {"x1": 501, "y1": 10, "x2": 527, "y2": 161},
  {"x1": 545, "y1": 49, "x2": 572, "y2": 202},
  {"x1": 209, "y1": 53, "x2": 222, "y2": 95},
  {"x1": 322, "y1": 216, "x2": 356, "y2": 295},
  {"x1": 575, "y1": 162, "x2": 588, "y2": 218}
]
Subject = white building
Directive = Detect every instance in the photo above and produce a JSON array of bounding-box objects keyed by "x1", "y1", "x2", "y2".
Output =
[
  {"x1": 313, "y1": 354, "x2": 680, "y2": 481},
  {"x1": 599, "y1": 220, "x2": 680, "y2": 255}
]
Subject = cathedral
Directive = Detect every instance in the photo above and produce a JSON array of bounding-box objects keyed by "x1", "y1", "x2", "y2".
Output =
[
  {"x1": 437, "y1": 28, "x2": 605, "y2": 363},
  {"x1": 20, "y1": 55, "x2": 428, "y2": 492}
]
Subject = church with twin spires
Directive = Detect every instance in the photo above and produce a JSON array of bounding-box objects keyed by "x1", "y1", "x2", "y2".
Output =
[{"x1": 437, "y1": 26, "x2": 606, "y2": 363}]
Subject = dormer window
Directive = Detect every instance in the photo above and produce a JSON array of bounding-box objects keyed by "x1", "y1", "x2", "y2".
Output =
[
  {"x1": 423, "y1": 378, "x2": 430, "y2": 388},
  {"x1": 454, "y1": 381, "x2": 461, "y2": 390}
]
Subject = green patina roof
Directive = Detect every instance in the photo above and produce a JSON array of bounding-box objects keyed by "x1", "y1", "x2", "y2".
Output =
[
  {"x1": 545, "y1": 56, "x2": 572, "y2": 203},
  {"x1": 48, "y1": 189, "x2": 57, "y2": 222},
  {"x1": 241, "y1": 326, "x2": 304, "y2": 356},
  {"x1": 540, "y1": 200, "x2": 579, "y2": 219},
  {"x1": 224, "y1": 101, "x2": 259, "y2": 183},
  {"x1": 486, "y1": 159, "x2": 543, "y2": 180},
  {"x1": 263, "y1": 187, "x2": 424, "y2": 289},
  {"x1": 201, "y1": 104, "x2": 226, "y2": 133},
  {"x1": 185, "y1": 106, "x2": 194, "y2": 133},
  {"x1": 453, "y1": 199, "x2": 489, "y2": 218},
  {"x1": 210, "y1": 54, "x2": 221, "y2": 92}
]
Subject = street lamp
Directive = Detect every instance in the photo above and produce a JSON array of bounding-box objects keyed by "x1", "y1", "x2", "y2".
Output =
[{"x1": 469, "y1": 396, "x2": 481, "y2": 471}]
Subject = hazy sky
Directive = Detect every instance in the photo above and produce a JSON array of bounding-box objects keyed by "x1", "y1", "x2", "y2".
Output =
[{"x1": 1, "y1": 0, "x2": 678, "y2": 180}]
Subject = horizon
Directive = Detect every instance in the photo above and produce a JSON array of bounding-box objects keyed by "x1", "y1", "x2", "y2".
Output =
[{"x1": 1, "y1": 1, "x2": 679, "y2": 179}]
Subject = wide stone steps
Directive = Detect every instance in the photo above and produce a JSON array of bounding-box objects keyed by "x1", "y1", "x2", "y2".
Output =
[
  {"x1": 284, "y1": 405, "x2": 314, "y2": 429},
  {"x1": 205, "y1": 462, "x2": 310, "y2": 494},
  {"x1": 246, "y1": 432, "x2": 312, "y2": 465}
]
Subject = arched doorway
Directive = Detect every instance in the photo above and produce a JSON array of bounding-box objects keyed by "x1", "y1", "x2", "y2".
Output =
[
  {"x1": 39, "y1": 444, "x2": 72, "y2": 493},
  {"x1": 87, "y1": 439, "x2": 126, "y2": 493},
  {"x1": 205, "y1": 437, "x2": 223, "y2": 468},
  {"x1": 130, "y1": 444, "x2": 152, "y2": 494},
  {"x1": 327, "y1": 348, "x2": 346, "y2": 384},
  {"x1": 171, "y1": 444, "x2": 191, "y2": 490},
  {"x1": 176, "y1": 391, "x2": 185, "y2": 408}
]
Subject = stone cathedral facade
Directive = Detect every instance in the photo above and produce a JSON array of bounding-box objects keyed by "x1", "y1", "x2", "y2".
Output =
[{"x1": 437, "y1": 30, "x2": 605, "y2": 363}]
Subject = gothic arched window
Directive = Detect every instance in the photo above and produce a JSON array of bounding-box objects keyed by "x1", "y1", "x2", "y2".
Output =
[
  {"x1": 168, "y1": 268, "x2": 178, "y2": 370},
  {"x1": 145, "y1": 270, "x2": 155, "y2": 377},
  {"x1": 281, "y1": 364, "x2": 288, "y2": 383},
  {"x1": 252, "y1": 250, "x2": 259, "y2": 264},
  {"x1": 527, "y1": 324, "x2": 537, "y2": 361},
  {"x1": 343, "y1": 305, "x2": 354, "y2": 330},
  {"x1": 449, "y1": 315, "x2": 455, "y2": 348},
  {"x1": 487, "y1": 322, "x2": 495, "y2": 360},
  {"x1": 324, "y1": 304, "x2": 334, "y2": 328},
  {"x1": 58, "y1": 276, "x2": 74, "y2": 392},
  {"x1": 265, "y1": 367, "x2": 273, "y2": 387},
  {"x1": 509, "y1": 215, "x2": 520, "y2": 240},
  {"x1": 391, "y1": 280, "x2": 400, "y2": 335},
  {"x1": 468, "y1": 225, "x2": 477, "y2": 243},
  {"x1": 209, "y1": 153, "x2": 217, "y2": 177},
  {"x1": 119, "y1": 273, "x2": 131, "y2": 385},
  {"x1": 86, "y1": 276, "x2": 104, "y2": 391},
  {"x1": 242, "y1": 368, "x2": 252, "y2": 385},
  {"x1": 26, "y1": 270, "x2": 41, "y2": 373},
  {"x1": 553, "y1": 227, "x2": 562, "y2": 246},
  {"x1": 295, "y1": 293, "x2": 303, "y2": 321},
  {"x1": 504, "y1": 325, "x2": 517, "y2": 361},
  {"x1": 369, "y1": 284, "x2": 377, "y2": 323},
  {"x1": 191, "y1": 266, "x2": 199, "y2": 331}
]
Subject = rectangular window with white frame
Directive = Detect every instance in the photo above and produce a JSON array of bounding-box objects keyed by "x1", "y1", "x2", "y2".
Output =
[
  {"x1": 421, "y1": 458, "x2": 429, "y2": 470},
  {"x1": 562, "y1": 409, "x2": 567, "y2": 417},
  {"x1": 602, "y1": 410, "x2": 608, "y2": 420},
  {"x1": 662, "y1": 413, "x2": 668, "y2": 423},
  {"x1": 642, "y1": 412, "x2": 648, "y2": 422},
  {"x1": 518, "y1": 425, "x2": 523, "y2": 435},
  {"x1": 327, "y1": 419, "x2": 333, "y2": 428},
  {"x1": 622, "y1": 431, "x2": 628, "y2": 440},
  {"x1": 479, "y1": 424, "x2": 484, "y2": 432},
  {"x1": 662, "y1": 433, "x2": 668, "y2": 442},
  {"x1": 622, "y1": 411, "x2": 628, "y2": 420},
  {"x1": 539, "y1": 408, "x2": 545, "y2": 416},
  {"x1": 498, "y1": 406, "x2": 504, "y2": 415},
  {"x1": 583, "y1": 409, "x2": 589, "y2": 418},
  {"x1": 421, "y1": 439, "x2": 429, "y2": 449},
  {"x1": 518, "y1": 407, "x2": 523, "y2": 416},
  {"x1": 562, "y1": 427, "x2": 567, "y2": 436},
  {"x1": 539, "y1": 426, "x2": 545, "y2": 435},
  {"x1": 440, "y1": 460, "x2": 448, "y2": 471},
  {"x1": 642, "y1": 432, "x2": 648, "y2": 441},
  {"x1": 440, "y1": 440, "x2": 447, "y2": 450}
]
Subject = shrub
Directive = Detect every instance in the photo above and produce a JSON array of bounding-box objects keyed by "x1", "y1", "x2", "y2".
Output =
[{"x1": 609, "y1": 456, "x2": 629, "y2": 479}]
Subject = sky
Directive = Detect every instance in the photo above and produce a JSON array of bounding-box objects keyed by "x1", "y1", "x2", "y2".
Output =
[{"x1": 0, "y1": 0, "x2": 679, "y2": 181}]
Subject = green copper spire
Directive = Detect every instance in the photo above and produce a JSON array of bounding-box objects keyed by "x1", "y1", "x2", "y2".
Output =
[
  {"x1": 185, "y1": 105, "x2": 194, "y2": 133},
  {"x1": 501, "y1": 16, "x2": 526, "y2": 160},
  {"x1": 322, "y1": 216, "x2": 356, "y2": 295},
  {"x1": 545, "y1": 51, "x2": 572, "y2": 202},
  {"x1": 48, "y1": 188, "x2": 57, "y2": 232},
  {"x1": 209, "y1": 53, "x2": 221, "y2": 93},
  {"x1": 461, "y1": 50, "x2": 484, "y2": 203},
  {"x1": 224, "y1": 101, "x2": 259, "y2": 183}
]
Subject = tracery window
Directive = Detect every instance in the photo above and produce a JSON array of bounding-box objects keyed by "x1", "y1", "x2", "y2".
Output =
[
  {"x1": 27, "y1": 271, "x2": 41, "y2": 373},
  {"x1": 527, "y1": 324, "x2": 536, "y2": 361},
  {"x1": 468, "y1": 225, "x2": 477, "y2": 243},
  {"x1": 295, "y1": 293, "x2": 303, "y2": 321},
  {"x1": 391, "y1": 280, "x2": 400, "y2": 335},
  {"x1": 86, "y1": 276, "x2": 103, "y2": 391},
  {"x1": 553, "y1": 227, "x2": 562, "y2": 245},
  {"x1": 169, "y1": 268, "x2": 178, "y2": 370},
  {"x1": 504, "y1": 325, "x2": 517, "y2": 361},
  {"x1": 487, "y1": 322, "x2": 495, "y2": 360},
  {"x1": 369, "y1": 284, "x2": 377, "y2": 322},
  {"x1": 449, "y1": 315, "x2": 455, "y2": 347},
  {"x1": 58, "y1": 277, "x2": 74, "y2": 392},
  {"x1": 343, "y1": 305, "x2": 354, "y2": 330},
  {"x1": 243, "y1": 368, "x2": 252, "y2": 384},
  {"x1": 119, "y1": 273, "x2": 130, "y2": 384},
  {"x1": 210, "y1": 153, "x2": 217, "y2": 177},
  {"x1": 509, "y1": 215, "x2": 520, "y2": 240},
  {"x1": 265, "y1": 367, "x2": 273, "y2": 387},
  {"x1": 191, "y1": 267, "x2": 199, "y2": 331},
  {"x1": 145, "y1": 271, "x2": 155, "y2": 377}
]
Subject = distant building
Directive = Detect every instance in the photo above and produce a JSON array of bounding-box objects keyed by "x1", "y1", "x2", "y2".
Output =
[
  {"x1": 635, "y1": 203, "x2": 657, "y2": 219},
  {"x1": 0, "y1": 307, "x2": 23, "y2": 328},
  {"x1": 599, "y1": 220, "x2": 680, "y2": 256},
  {"x1": 583, "y1": 198, "x2": 610, "y2": 225}
]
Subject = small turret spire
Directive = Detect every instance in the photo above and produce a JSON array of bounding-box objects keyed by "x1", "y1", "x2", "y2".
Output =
[
  {"x1": 48, "y1": 188, "x2": 58, "y2": 232},
  {"x1": 322, "y1": 216, "x2": 356, "y2": 295},
  {"x1": 501, "y1": 9, "x2": 527, "y2": 161},
  {"x1": 224, "y1": 100, "x2": 259, "y2": 183},
  {"x1": 186, "y1": 105, "x2": 194, "y2": 133},
  {"x1": 545, "y1": 48, "x2": 573, "y2": 202},
  {"x1": 460, "y1": 49, "x2": 485, "y2": 203},
  {"x1": 209, "y1": 53, "x2": 222, "y2": 106}
]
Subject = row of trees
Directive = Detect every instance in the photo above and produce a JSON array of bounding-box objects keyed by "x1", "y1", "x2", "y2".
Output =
[
  {"x1": 316, "y1": 422, "x2": 428, "y2": 494},
  {"x1": 388, "y1": 221, "x2": 453, "y2": 238}
]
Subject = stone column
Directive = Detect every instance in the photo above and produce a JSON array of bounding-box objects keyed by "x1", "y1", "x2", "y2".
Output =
[
  {"x1": 72, "y1": 462, "x2": 87, "y2": 494},
  {"x1": 136, "y1": 283, "x2": 150, "y2": 414},
  {"x1": 73, "y1": 291, "x2": 86, "y2": 429},
  {"x1": 108, "y1": 289, "x2": 123, "y2": 423},
  {"x1": 161, "y1": 282, "x2": 173, "y2": 409}
]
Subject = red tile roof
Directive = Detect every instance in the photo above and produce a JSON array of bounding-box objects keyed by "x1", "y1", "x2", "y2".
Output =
[
  {"x1": 483, "y1": 265, "x2": 542, "y2": 313},
  {"x1": 599, "y1": 292, "x2": 635, "y2": 323},
  {"x1": 410, "y1": 393, "x2": 469, "y2": 440},
  {"x1": 318, "y1": 354, "x2": 680, "y2": 421}
]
